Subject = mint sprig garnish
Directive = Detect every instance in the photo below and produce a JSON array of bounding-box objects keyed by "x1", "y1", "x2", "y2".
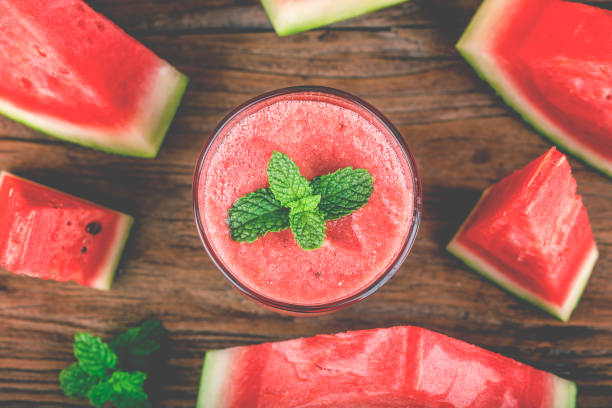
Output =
[
  {"x1": 228, "y1": 151, "x2": 373, "y2": 250},
  {"x1": 59, "y1": 319, "x2": 165, "y2": 407}
]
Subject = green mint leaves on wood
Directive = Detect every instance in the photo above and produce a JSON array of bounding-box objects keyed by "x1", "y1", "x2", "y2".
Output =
[
  {"x1": 60, "y1": 363, "x2": 99, "y2": 400},
  {"x1": 228, "y1": 151, "x2": 373, "y2": 250},
  {"x1": 59, "y1": 319, "x2": 165, "y2": 408}
]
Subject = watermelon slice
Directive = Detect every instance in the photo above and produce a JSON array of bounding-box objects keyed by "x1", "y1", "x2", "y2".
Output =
[
  {"x1": 447, "y1": 148, "x2": 598, "y2": 321},
  {"x1": 0, "y1": 0, "x2": 188, "y2": 158},
  {"x1": 196, "y1": 326, "x2": 576, "y2": 407},
  {"x1": 0, "y1": 172, "x2": 133, "y2": 290},
  {"x1": 457, "y1": 0, "x2": 612, "y2": 178},
  {"x1": 261, "y1": 0, "x2": 409, "y2": 36}
]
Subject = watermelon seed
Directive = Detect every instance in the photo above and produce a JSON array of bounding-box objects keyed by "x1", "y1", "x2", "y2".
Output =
[
  {"x1": 96, "y1": 21, "x2": 105, "y2": 32},
  {"x1": 85, "y1": 222, "x2": 102, "y2": 235},
  {"x1": 606, "y1": 94, "x2": 611, "y2": 101},
  {"x1": 35, "y1": 46, "x2": 46, "y2": 57},
  {"x1": 77, "y1": 19, "x2": 86, "y2": 29},
  {"x1": 66, "y1": 221, "x2": 71, "y2": 226},
  {"x1": 81, "y1": 247, "x2": 87, "y2": 253}
]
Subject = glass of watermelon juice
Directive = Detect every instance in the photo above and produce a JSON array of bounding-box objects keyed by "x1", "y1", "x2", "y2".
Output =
[{"x1": 193, "y1": 86, "x2": 421, "y2": 314}]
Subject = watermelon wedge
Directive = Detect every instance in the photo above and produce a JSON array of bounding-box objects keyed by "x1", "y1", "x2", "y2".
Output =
[
  {"x1": 261, "y1": 0, "x2": 409, "y2": 36},
  {"x1": 196, "y1": 326, "x2": 576, "y2": 407},
  {"x1": 0, "y1": 172, "x2": 133, "y2": 290},
  {"x1": 448, "y1": 148, "x2": 598, "y2": 321},
  {"x1": 457, "y1": 0, "x2": 612, "y2": 178},
  {"x1": 0, "y1": 0, "x2": 188, "y2": 158}
]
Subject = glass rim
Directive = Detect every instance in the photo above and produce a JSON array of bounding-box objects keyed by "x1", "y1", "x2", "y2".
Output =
[{"x1": 192, "y1": 85, "x2": 422, "y2": 314}]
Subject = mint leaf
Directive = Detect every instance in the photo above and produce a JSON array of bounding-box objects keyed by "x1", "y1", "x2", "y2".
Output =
[
  {"x1": 74, "y1": 333, "x2": 118, "y2": 379},
  {"x1": 311, "y1": 167, "x2": 373, "y2": 220},
  {"x1": 289, "y1": 208, "x2": 326, "y2": 250},
  {"x1": 287, "y1": 194, "x2": 321, "y2": 212},
  {"x1": 228, "y1": 188, "x2": 290, "y2": 242},
  {"x1": 59, "y1": 363, "x2": 99, "y2": 400},
  {"x1": 88, "y1": 381, "x2": 113, "y2": 407},
  {"x1": 110, "y1": 319, "x2": 165, "y2": 372},
  {"x1": 267, "y1": 151, "x2": 312, "y2": 206},
  {"x1": 108, "y1": 371, "x2": 148, "y2": 398},
  {"x1": 88, "y1": 371, "x2": 149, "y2": 408}
]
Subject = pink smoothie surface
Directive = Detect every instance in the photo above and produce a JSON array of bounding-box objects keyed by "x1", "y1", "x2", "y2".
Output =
[{"x1": 197, "y1": 91, "x2": 415, "y2": 305}]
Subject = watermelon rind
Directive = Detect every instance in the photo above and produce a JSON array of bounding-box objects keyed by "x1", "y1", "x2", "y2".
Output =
[
  {"x1": 261, "y1": 0, "x2": 409, "y2": 36},
  {"x1": 553, "y1": 376, "x2": 578, "y2": 408},
  {"x1": 196, "y1": 349, "x2": 236, "y2": 408},
  {"x1": 447, "y1": 188, "x2": 599, "y2": 322},
  {"x1": 88, "y1": 212, "x2": 133, "y2": 290},
  {"x1": 456, "y1": 0, "x2": 612, "y2": 178},
  {"x1": 0, "y1": 171, "x2": 134, "y2": 290},
  {"x1": 0, "y1": 65, "x2": 188, "y2": 158}
]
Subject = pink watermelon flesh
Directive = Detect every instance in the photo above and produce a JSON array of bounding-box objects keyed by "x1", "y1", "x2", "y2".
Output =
[
  {"x1": 0, "y1": 0, "x2": 188, "y2": 157},
  {"x1": 197, "y1": 326, "x2": 576, "y2": 407},
  {"x1": 456, "y1": 0, "x2": 612, "y2": 177},
  {"x1": 0, "y1": 172, "x2": 133, "y2": 290},
  {"x1": 448, "y1": 148, "x2": 598, "y2": 321}
]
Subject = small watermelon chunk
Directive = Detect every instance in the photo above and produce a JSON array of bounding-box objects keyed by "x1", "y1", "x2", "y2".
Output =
[
  {"x1": 457, "y1": 0, "x2": 612, "y2": 178},
  {"x1": 0, "y1": 0, "x2": 188, "y2": 158},
  {"x1": 197, "y1": 326, "x2": 576, "y2": 407},
  {"x1": 261, "y1": 0, "x2": 409, "y2": 36},
  {"x1": 448, "y1": 148, "x2": 598, "y2": 321},
  {"x1": 0, "y1": 172, "x2": 133, "y2": 290}
]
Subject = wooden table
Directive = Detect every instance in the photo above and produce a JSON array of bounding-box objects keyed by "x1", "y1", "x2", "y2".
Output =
[{"x1": 1, "y1": 1, "x2": 611, "y2": 406}]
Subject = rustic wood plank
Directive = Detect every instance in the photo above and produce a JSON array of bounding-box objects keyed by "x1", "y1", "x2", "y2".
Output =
[{"x1": 0, "y1": 0, "x2": 611, "y2": 407}]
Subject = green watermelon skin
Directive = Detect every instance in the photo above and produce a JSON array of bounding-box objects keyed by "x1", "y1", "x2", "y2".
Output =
[
  {"x1": 447, "y1": 148, "x2": 598, "y2": 321},
  {"x1": 0, "y1": 0, "x2": 188, "y2": 158},
  {"x1": 456, "y1": 0, "x2": 612, "y2": 178},
  {"x1": 261, "y1": 0, "x2": 409, "y2": 36},
  {"x1": 197, "y1": 326, "x2": 576, "y2": 407},
  {"x1": 0, "y1": 172, "x2": 133, "y2": 290}
]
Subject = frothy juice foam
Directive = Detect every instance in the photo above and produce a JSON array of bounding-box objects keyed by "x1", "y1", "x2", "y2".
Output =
[{"x1": 197, "y1": 90, "x2": 415, "y2": 306}]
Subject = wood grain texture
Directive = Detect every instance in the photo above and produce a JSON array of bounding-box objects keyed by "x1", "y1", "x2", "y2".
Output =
[{"x1": 1, "y1": 0, "x2": 611, "y2": 406}]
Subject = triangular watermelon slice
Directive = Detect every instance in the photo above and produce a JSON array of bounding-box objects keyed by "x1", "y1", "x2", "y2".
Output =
[
  {"x1": 457, "y1": 0, "x2": 612, "y2": 178},
  {"x1": 447, "y1": 148, "x2": 598, "y2": 321},
  {"x1": 0, "y1": 172, "x2": 133, "y2": 290},
  {"x1": 197, "y1": 326, "x2": 576, "y2": 407},
  {"x1": 261, "y1": 0, "x2": 409, "y2": 36},
  {"x1": 0, "y1": 0, "x2": 188, "y2": 158}
]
